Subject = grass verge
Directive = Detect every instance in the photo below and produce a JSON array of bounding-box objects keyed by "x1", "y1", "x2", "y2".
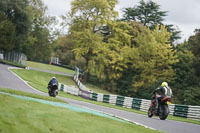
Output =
[
  {"x1": 27, "y1": 61, "x2": 75, "y2": 74},
  {"x1": 26, "y1": 61, "x2": 111, "y2": 94},
  {"x1": 11, "y1": 69, "x2": 200, "y2": 125},
  {"x1": 11, "y1": 69, "x2": 76, "y2": 93},
  {"x1": 0, "y1": 93, "x2": 161, "y2": 133},
  {"x1": 0, "y1": 88, "x2": 65, "y2": 103},
  {"x1": 0, "y1": 59, "x2": 26, "y2": 68}
]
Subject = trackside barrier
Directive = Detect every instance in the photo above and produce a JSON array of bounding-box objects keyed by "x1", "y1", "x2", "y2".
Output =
[
  {"x1": 79, "y1": 89, "x2": 91, "y2": 99},
  {"x1": 169, "y1": 104, "x2": 175, "y2": 115},
  {"x1": 109, "y1": 95, "x2": 117, "y2": 105},
  {"x1": 132, "y1": 98, "x2": 142, "y2": 110},
  {"x1": 187, "y1": 106, "x2": 200, "y2": 120},
  {"x1": 140, "y1": 99, "x2": 151, "y2": 112},
  {"x1": 72, "y1": 67, "x2": 200, "y2": 120},
  {"x1": 103, "y1": 94, "x2": 110, "y2": 103},
  {"x1": 173, "y1": 104, "x2": 189, "y2": 118},
  {"x1": 58, "y1": 83, "x2": 79, "y2": 96},
  {"x1": 92, "y1": 93, "x2": 98, "y2": 101},
  {"x1": 123, "y1": 97, "x2": 133, "y2": 108},
  {"x1": 116, "y1": 96, "x2": 125, "y2": 106},
  {"x1": 97, "y1": 93, "x2": 104, "y2": 102}
]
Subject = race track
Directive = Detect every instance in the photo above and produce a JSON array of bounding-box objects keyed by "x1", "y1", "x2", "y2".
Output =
[{"x1": 0, "y1": 63, "x2": 200, "y2": 133}]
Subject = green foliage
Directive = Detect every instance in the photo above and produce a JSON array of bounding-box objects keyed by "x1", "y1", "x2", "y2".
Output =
[
  {"x1": 68, "y1": 0, "x2": 119, "y2": 81},
  {"x1": 188, "y1": 29, "x2": 200, "y2": 77},
  {"x1": 121, "y1": 0, "x2": 181, "y2": 44},
  {"x1": 0, "y1": 13, "x2": 16, "y2": 51},
  {"x1": 23, "y1": 0, "x2": 57, "y2": 62},
  {"x1": 0, "y1": 0, "x2": 31, "y2": 51},
  {"x1": 131, "y1": 25, "x2": 177, "y2": 92},
  {"x1": 122, "y1": 0, "x2": 167, "y2": 29},
  {"x1": 174, "y1": 29, "x2": 200, "y2": 105},
  {"x1": 172, "y1": 29, "x2": 200, "y2": 105},
  {"x1": 173, "y1": 42, "x2": 194, "y2": 102},
  {"x1": 54, "y1": 35, "x2": 77, "y2": 67}
]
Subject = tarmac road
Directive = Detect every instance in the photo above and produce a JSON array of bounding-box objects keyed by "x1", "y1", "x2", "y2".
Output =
[{"x1": 0, "y1": 63, "x2": 200, "y2": 133}]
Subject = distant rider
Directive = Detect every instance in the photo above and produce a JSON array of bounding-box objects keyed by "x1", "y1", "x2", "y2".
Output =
[
  {"x1": 153, "y1": 82, "x2": 172, "y2": 113},
  {"x1": 48, "y1": 77, "x2": 58, "y2": 94}
]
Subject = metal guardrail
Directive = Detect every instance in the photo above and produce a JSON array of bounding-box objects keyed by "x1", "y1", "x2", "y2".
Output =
[{"x1": 69, "y1": 66, "x2": 200, "y2": 120}]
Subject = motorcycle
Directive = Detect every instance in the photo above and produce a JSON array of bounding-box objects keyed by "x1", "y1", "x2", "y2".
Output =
[
  {"x1": 148, "y1": 92, "x2": 171, "y2": 120},
  {"x1": 48, "y1": 84, "x2": 58, "y2": 97}
]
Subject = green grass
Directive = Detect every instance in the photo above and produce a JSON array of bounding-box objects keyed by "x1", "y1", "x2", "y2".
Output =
[
  {"x1": 0, "y1": 59, "x2": 26, "y2": 68},
  {"x1": 0, "y1": 93, "x2": 161, "y2": 133},
  {"x1": 11, "y1": 69, "x2": 200, "y2": 125},
  {"x1": 27, "y1": 61, "x2": 75, "y2": 74},
  {"x1": 11, "y1": 69, "x2": 76, "y2": 93},
  {"x1": 0, "y1": 88, "x2": 65, "y2": 103},
  {"x1": 26, "y1": 61, "x2": 112, "y2": 94},
  {"x1": 84, "y1": 83, "x2": 112, "y2": 94}
]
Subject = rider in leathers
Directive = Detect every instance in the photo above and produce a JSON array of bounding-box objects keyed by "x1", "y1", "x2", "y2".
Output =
[
  {"x1": 48, "y1": 77, "x2": 58, "y2": 94},
  {"x1": 153, "y1": 82, "x2": 172, "y2": 113}
]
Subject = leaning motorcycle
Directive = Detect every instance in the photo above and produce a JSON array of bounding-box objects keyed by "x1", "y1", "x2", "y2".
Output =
[
  {"x1": 48, "y1": 84, "x2": 58, "y2": 97},
  {"x1": 148, "y1": 92, "x2": 171, "y2": 120}
]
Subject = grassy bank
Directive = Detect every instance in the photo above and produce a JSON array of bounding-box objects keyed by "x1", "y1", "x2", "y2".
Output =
[
  {"x1": 0, "y1": 59, "x2": 26, "y2": 68},
  {"x1": 0, "y1": 88, "x2": 65, "y2": 103},
  {"x1": 11, "y1": 69, "x2": 76, "y2": 93},
  {"x1": 27, "y1": 61, "x2": 75, "y2": 74},
  {"x1": 0, "y1": 93, "x2": 161, "y2": 133},
  {"x1": 27, "y1": 61, "x2": 111, "y2": 94}
]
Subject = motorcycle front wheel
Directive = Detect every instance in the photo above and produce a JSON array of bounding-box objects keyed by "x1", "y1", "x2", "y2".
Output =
[{"x1": 148, "y1": 108, "x2": 153, "y2": 118}]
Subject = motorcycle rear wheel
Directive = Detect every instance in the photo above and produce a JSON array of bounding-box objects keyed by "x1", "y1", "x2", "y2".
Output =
[
  {"x1": 52, "y1": 90, "x2": 57, "y2": 97},
  {"x1": 159, "y1": 104, "x2": 169, "y2": 120}
]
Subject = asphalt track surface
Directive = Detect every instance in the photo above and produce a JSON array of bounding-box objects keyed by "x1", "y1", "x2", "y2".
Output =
[{"x1": 0, "y1": 63, "x2": 200, "y2": 133}]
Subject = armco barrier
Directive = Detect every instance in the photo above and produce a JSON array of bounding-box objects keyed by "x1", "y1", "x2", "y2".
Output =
[
  {"x1": 116, "y1": 96, "x2": 125, "y2": 106},
  {"x1": 92, "y1": 93, "x2": 98, "y2": 101},
  {"x1": 97, "y1": 93, "x2": 103, "y2": 102},
  {"x1": 132, "y1": 98, "x2": 142, "y2": 110},
  {"x1": 173, "y1": 104, "x2": 189, "y2": 118},
  {"x1": 123, "y1": 97, "x2": 133, "y2": 108},
  {"x1": 58, "y1": 83, "x2": 79, "y2": 96},
  {"x1": 187, "y1": 106, "x2": 200, "y2": 119},
  {"x1": 73, "y1": 67, "x2": 200, "y2": 120},
  {"x1": 103, "y1": 94, "x2": 110, "y2": 103},
  {"x1": 140, "y1": 99, "x2": 151, "y2": 112},
  {"x1": 79, "y1": 89, "x2": 91, "y2": 99},
  {"x1": 109, "y1": 95, "x2": 117, "y2": 105}
]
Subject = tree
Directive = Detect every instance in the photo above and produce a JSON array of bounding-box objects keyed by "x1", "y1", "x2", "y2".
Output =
[
  {"x1": 132, "y1": 25, "x2": 177, "y2": 92},
  {"x1": 0, "y1": 0, "x2": 30, "y2": 51},
  {"x1": 122, "y1": 0, "x2": 181, "y2": 44},
  {"x1": 122, "y1": 0, "x2": 167, "y2": 29},
  {"x1": 172, "y1": 41, "x2": 195, "y2": 103},
  {"x1": 188, "y1": 29, "x2": 200, "y2": 77},
  {"x1": 23, "y1": 0, "x2": 58, "y2": 62},
  {"x1": 68, "y1": 0, "x2": 118, "y2": 81},
  {"x1": 0, "y1": 13, "x2": 16, "y2": 51}
]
